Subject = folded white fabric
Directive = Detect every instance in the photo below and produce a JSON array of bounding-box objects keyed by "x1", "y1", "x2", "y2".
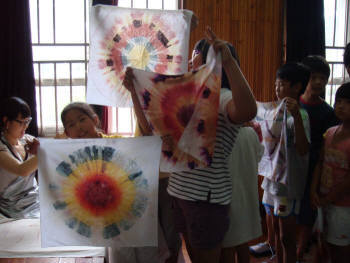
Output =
[{"x1": 0, "y1": 219, "x2": 106, "y2": 258}]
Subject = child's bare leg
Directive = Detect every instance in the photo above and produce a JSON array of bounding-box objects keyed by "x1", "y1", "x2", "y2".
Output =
[
  {"x1": 296, "y1": 224, "x2": 312, "y2": 260},
  {"x1": 182, "y1": 233, "x2": 194, "y2": 261},
  {"x1": 192, "y1": 244, "x2": 222, "y2": 263},
  {"x1": 272, "y1": 214, "x2": 283, "y2": 263},
  {"x1": 235, "y1": 243, "x2": 250, "y2": 263},
  {"x1": 279, "y1": 216, "x2": 297, "y2": 263},
  {"x1": 266, "y1": 211, "x2": 275, "y2": 246}
]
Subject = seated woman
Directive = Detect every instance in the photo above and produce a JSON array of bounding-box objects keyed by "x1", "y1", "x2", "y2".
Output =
[{"x1": 0, "y1": 97, "x2": 39, "y2": 219}]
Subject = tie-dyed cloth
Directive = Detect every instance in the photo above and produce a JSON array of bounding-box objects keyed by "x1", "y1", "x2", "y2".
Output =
[
  {"x1": 87, "y1": 5, "x2": 193, "y2": 107},
  {"x1": 38, "y1": 136, "x2": 161, "y2": 247},
  {"x1": 256, "y1": 100, "x2": 288, "y2": 184},
  {"x1": 131, "y1": 47, "x2": 222, "y2": 172}
]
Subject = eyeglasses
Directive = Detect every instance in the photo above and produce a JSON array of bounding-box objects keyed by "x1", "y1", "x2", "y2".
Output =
[
  {"x1": 191, "y1": 49, "x2": 200, "y2": 60},
  {"x1": 14, "y1": 117, "x2": 32, "y2": 126}
]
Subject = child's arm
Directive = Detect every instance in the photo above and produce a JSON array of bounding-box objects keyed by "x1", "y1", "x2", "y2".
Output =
[
  {"x1": 206, "y1": 27, "x2": 257, "y2": 124},
  {"x1": 310, "y1": 147, "x2": 324, "y2": 207},
  {"x1": 123, "y1": 68, "x2": 152, "y2": 136},
  {"x1": 286, "y1": 97, "x2": 309, "y2": 155}
]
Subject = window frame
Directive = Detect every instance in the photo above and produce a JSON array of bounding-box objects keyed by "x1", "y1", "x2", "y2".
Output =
[{"x1": 324, "y1": 0, "x2": 350, "y2": 106}]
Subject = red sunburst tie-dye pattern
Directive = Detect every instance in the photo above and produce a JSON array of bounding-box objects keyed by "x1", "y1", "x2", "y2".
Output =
[{"x1": 75, "y1": 174, "x2": 122, "y2": 216}]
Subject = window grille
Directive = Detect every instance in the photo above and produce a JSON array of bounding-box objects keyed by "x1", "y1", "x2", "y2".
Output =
[{"x1": 324, "y1": 0, "x2": 350, "y2": 105}]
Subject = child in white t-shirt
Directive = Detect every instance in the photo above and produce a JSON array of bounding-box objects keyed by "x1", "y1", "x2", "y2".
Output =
[{"x1": 221, "y1": 126, "x2": 264, "y2": 262}]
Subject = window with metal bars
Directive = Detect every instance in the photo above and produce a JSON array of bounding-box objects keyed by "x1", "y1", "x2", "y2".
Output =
[
  {"x1": 29, "y1": 0, "x2": 178, "y2": 137},
  {"x1": 324, "y1": 0, "x2": 350, "y2": 105}
]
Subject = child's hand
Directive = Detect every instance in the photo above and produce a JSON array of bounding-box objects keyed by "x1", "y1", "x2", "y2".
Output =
[
  {"x1": 285, "y1": 97, "x2": 300, "y2": 118},
  {"x1": 25, "y1": 138, "x2": 40, "y2": 155},
  {"x1": 205, "y1": 27, "x2": 236, "y2": 64},
  {"x1": 123, "y1": 67, "x2": 135, "y2": 93},
  {"x1": 190, "y1": 14, "x2": 199, "y2": 31}
]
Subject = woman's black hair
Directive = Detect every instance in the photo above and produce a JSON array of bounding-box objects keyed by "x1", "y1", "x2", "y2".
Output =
[
  {"x1": 0, "y1": 97, "x2": 31, "y2": 131},
  {"x1": 61, "y1": 102, "x2": 100, "y2": 128},
  {"x1": 193, "y1": 39, "x2": 240, "y2": 90},
  {"x1": 335, "y1": 82, "x2": 350, "y2": 101}
]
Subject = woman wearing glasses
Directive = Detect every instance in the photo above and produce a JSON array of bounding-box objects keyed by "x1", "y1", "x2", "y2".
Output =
[{"x1": 0, "y1": 97, "x2": 39, "y2": 219}]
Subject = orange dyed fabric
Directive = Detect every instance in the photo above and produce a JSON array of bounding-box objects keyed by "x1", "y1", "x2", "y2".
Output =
[{"x1": 132, "y1": 48, "x2": 222, "y2": 172}]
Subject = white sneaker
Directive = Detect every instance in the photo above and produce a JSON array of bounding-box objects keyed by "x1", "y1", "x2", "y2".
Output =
[
  {"x1": 262, "y1": 254, "x2": 276, "y2": 263},
  {"x1": 249, "y1": 242, "x2": 275, "y2": 257}
]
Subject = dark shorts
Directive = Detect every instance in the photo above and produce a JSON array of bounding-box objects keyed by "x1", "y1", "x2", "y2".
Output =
[
  {"x1": 171, "y1": 197, "x2": 230, "y2": 249},
  {"x1": 297, "y1": 183, "x2": 317, "y2": 226},
  {"x1": 297, "y1": 169, "x2": 317, "y2": 226}
]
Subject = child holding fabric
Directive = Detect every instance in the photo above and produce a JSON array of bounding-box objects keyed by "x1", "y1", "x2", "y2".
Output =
[
  {"x1": 166, "y1": 27, "x2": 257, "y2": 263},
  {"x1": 123, "y1": 26, "x2": 257, "y2": 263},
  {"x1": 60, "y1": 102, "x2": 172, "y2": 263},
  {"x1": 123, "y1": 64, "x2": 182, "y2": 263},
  {"x1": 260, "y1": 63, "x2": 311, "y2": 263}
]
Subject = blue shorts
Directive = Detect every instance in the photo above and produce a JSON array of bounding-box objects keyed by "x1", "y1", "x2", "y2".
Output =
[{"x1": 263, "y1": 191, "x2": 300, "y2": 217}]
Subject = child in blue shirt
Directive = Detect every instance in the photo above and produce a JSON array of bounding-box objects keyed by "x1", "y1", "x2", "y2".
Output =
[{"x1": 297, "y1": 55, "x2": 338, "y2": 261}]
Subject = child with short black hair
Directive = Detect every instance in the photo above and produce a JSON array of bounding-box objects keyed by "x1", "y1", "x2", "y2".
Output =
[
  {"x1": 296, "y1": 55, "x2": 338, "y2": 260},
  {"x1": 261, "y1": 62, "x2": 310, "y2": 263},
  {"x1": 311, "y1": 82, "x2": 350, "y2": 263}
]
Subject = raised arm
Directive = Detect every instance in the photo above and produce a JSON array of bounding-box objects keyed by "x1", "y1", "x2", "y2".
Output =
[
  {"x1": 123, "y1": 68, "x2": 153, "y2": 136},
  {"x1": 310, "y1": 145, "x2": 324, "y2": 207},
  {"x1": 310, "y1": 160, "x2": 323, "y2": 207},
  {"x1": 205, "y1": 27, "x2": 257, "y2": 124}
]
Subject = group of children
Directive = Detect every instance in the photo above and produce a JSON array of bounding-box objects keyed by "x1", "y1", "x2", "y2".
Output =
[
  {"x1": 250, "y1": 46, "x2": 350, "y2": 263},
  {"x1": 0, "y1": 28, "x2": 350, "y2": 263}
]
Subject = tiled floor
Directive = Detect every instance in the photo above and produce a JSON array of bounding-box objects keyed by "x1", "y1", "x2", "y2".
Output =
[
  {"x1": 249, "y1": 245, "x2": 317, "y2": 263},
  {"x1": 0, "y1": 247, "x2": 317, "y2": 263},
  {"x1": 180, "y1": 231, "x2": 317, "y2": 263},
  {"x1": 181, "y1": 245, "x2": 316, "y2": 263}
]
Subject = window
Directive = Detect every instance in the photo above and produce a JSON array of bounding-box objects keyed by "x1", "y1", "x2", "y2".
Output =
[
  {"x1": 324, "y1": 0, "x2": 350, "y2": 105},
  {"x1": 29, "y1": 0, "x2": 178, "y2": 137}
]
